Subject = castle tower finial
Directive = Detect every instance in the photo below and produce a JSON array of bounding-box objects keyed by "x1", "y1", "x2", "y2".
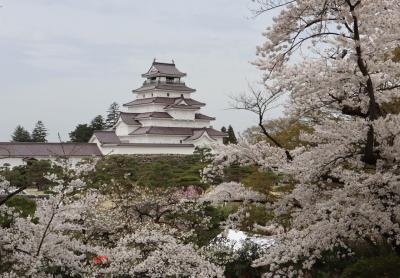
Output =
[
  {"x1": 172, "y1": 59, "x2": 175, "y2": 64},
  {"x1": 153, "y1": 58, "x2": 156, "y2": 63}
]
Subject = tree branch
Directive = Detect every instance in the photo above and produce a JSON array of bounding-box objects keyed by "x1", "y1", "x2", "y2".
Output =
[{"x1": 0, "y1": 185, "x2": 28, "y2": 206}]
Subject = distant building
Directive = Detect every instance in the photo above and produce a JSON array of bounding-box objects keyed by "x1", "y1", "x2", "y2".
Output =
[
  {"x1": 0, "y1": 142, "x2": 101, "y2": 168},
  {"x1": 90, "y1": 60, "x2": 227, "y2": 155},
  {"x1": 0, "y1": 60, "x2": 227, "y2": 167}
]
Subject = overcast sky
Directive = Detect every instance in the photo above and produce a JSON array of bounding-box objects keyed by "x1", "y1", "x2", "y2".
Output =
[{"x1": 0, "y1": 0, "x2": 282, "y2": 142}]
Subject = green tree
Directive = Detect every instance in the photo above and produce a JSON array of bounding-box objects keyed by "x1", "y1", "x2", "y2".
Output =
[
  {"x1": 11, "y1": 125, "x2": 31, "y2": 142},
  {"x1": 105, "y1": 102, "x2": 120, "y2": 128},
  {"x1": 90, "y1": 115, "x2": 106, "y2": 131},
  {"x1": 227, "y1": 125, "x2": 237, "y2": 144},
  {"x1": 69, "y1": 124, "x2": 93, "y2": 143},
  {"x1": 31, "y1": 121, "x2": 48, "y2": 142},
  {"x1": 221, "y1": 126, "x2": 228, "y2": 145},
  {"x1": 243, "y1": 117, "x2": 313, "y2": 150}
]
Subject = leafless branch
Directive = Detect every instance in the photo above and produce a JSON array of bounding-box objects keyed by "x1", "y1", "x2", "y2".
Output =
[
  {"x1": 251, "y1": 0, "x2": 297, "y2": 17},
  {"x1": 0, "y1": 185, "x2": 28, "y2": 206},
  {"x1": 231, "y1": 84, "x2": 293, "y2": 161}
]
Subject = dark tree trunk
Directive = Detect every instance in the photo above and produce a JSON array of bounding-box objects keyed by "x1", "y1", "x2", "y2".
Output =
[{"x1": 348, "y1": 0, "x2": 379, "y2": 165}]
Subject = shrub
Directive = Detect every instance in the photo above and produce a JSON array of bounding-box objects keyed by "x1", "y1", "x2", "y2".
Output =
[
  {"x1": 341, "y1": 254, "x2": 400, "y2": 278},
  {"x1": 0, "y1": 196, "x2": 36, "y2": 227}
]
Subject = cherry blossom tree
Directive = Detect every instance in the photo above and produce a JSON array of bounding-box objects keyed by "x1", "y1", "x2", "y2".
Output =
[
  {"x1": 0, "y1": 175, "x2": 99, "y2": 277},
  {"x1": 1, "y1": 160, "x2": 224, "y2": 277},
  {"x1": 102, "y1": 224, "x2": 224, "y2": 277},
  {"x1": 77, "y1": 184, "x2": 224, "y2": 277},
  {"x1": 200, "y1": 182, "x2": 266, "y2": 204},
  {"x1": 205, "y1": 0, "x2": 400, "y2": 276}
]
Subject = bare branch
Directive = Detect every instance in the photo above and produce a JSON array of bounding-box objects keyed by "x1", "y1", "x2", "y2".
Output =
[
  {"x1": 231, "y1": 84, "x2": 293, "y2": 161},
  {"x1": 251, "y1": 0, "x2": 297, "y2": 17},
  {"x1": 0, "y1": 185, "x2": 28, "y2": 206}
]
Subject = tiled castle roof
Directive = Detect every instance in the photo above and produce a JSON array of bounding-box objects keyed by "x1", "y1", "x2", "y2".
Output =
[
  {"x1": 120, "y1": 112, "x2": 141, "y2": 125},
  {"x1": 142, "y1": 61, "x2": 186, "y2": 78},
  {"x1": 119, "y1": 112, "x2": 215, "y2": 126},
  {"x1": 195, "y1": 113, "x2": 215, "y2": 120},
  {"x1": 133, "y1": 82, "x2": 196, "y2": 93},
  {"x1": 92, "y1": 131, "x2": 121, "y2": 144},
  {"x1": 129, "y1": 126, "x2": 226, "y2": 137},
  {"x1": 134, "y1": 112, "x2": 173, "y2": 119},
  {"x1": 123, "y1": 97, "x2": 205, "y2": 107}
]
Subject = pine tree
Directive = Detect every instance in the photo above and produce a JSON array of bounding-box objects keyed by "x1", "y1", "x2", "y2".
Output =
[
  {"x1": 227, "y1": 125, "x2": 237, "y2": 144},
  {"x1": 91, "y1": 115, "x2": 106, "y2": 131},
  {"x1": 11, "y1": 125, "x2": 31, "y2": 142},
  {"x1": 31, "y1": 121, "x2": 48, "y2": 142},
  {"x1": 221, "y1": 126, "x2": 228, "y2": 145},
  {"x1": 69, "y1": 124, "x2": 93, "y2": 143},
  {"x1": 105, "y1": 102, "x2": 120, "y2": 128}
]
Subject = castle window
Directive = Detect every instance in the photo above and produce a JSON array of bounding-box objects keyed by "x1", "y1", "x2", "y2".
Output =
[
  {"x1": 181, "y1": 94, "x2": 184, "y2": 98},
  {"x1": 167, "y1": 93, "x2": 170, "y2": 97}
]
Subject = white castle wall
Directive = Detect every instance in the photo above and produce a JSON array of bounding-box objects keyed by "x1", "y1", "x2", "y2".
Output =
[
  {"x1": 99, "y1": 145, "x2": 195, "y2": 155},
  {"x1": 167, "y1": 109, "x2": 198, "y2": 120},
  {"x1": 115, "y1": 121, "x2": 139, "y2": 136},
  {"x1": 127, "y1": 135, "x2": 187, "y2": 144},
  {"x1": 0, "y1": 157, "x2": 89, "y2": 168},
  {"x1": 193, "y1": 136, "x2": 224, "y2": 146},
  {"x1": 127, "y1": 104, "x2": 165, "y2": 113},
  {"x1": 138, "y1": 91, "x2": 192, "y2": 98},
  {"x1": 126, "y1": 134, "x2": 224, "y2": 146},
  {"x1": 139, "y1": 118, "x2": 210, "y2": 128}
]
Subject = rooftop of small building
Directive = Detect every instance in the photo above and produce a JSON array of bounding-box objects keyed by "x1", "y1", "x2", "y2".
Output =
[
  {"x1": 0, "y1": 142, "x2": 102, "y2": 158},
  {"x1": 91, "y1": 131, "x2": 121, "y2": 144},
  {"x1": 142, "y1": 60, "x2": 187, "y2": 78}
]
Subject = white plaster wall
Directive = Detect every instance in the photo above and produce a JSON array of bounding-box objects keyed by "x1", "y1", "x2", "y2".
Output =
[
  {"x1": 167, "y1": 109, "x2": 197, "y2": 120},
  {"x1": 128, "y1": 135, "x2": 187, "y2": 144},
  {"x1": 100, "y1": 145, "x2": 195, "y2": 155},
  {"x1": 192, "y1": 136, "x2": 224, "y2": 147},
  {"x1": 139, "y1": 118, "x2": 210, "y2": 128},
  {"x1": 157, "y1": 91, "x2": 191, "y2": 98},
  {"x1": 0, "y1": 157, "x2": 25, "y2": 168},
  {"x1": 89, "y1": 136, "x2": 100, "y2": 145},
  {"x1": 137, "y1": 91, "x2": 192, "y2": 99},
  {"x1": 0, "y1": 157, "x2": 90, "y2": 168},
  {"x1": 215, "y1": 137, "x2": 224, "y2": 144},
  {"x1": 127, "y1": 104, "x2": 165, "y2": 113},
  {"x1": 115, "y1": 121, "x2": 139, "y2": 136},
  {"x1": 117, "y1": 135, "x2": 134, "y2": 143}
]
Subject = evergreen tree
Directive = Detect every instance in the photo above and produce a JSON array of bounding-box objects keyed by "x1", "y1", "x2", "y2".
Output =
[
  {"x1": 31, "y1": 121, "x2": 48, "y2": 142},
  {"x1": 69, "y1": 124, "x2": 93, "y2": 143},
  {"x1": 90, "y1": 115, "x2": 106, "y2": 131},
  {"x1": 227, "y1": 125, "x2": 238, "y2": 144},
  {"x1": 11, "y1": 125, "x2": 31, "y2": 142},
  {"x1": 221, "y1": 126, "x2": 228, "y2": 145},
  {"x1": 105, "y1": 102, "x2": 120, "y2": 128}
]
